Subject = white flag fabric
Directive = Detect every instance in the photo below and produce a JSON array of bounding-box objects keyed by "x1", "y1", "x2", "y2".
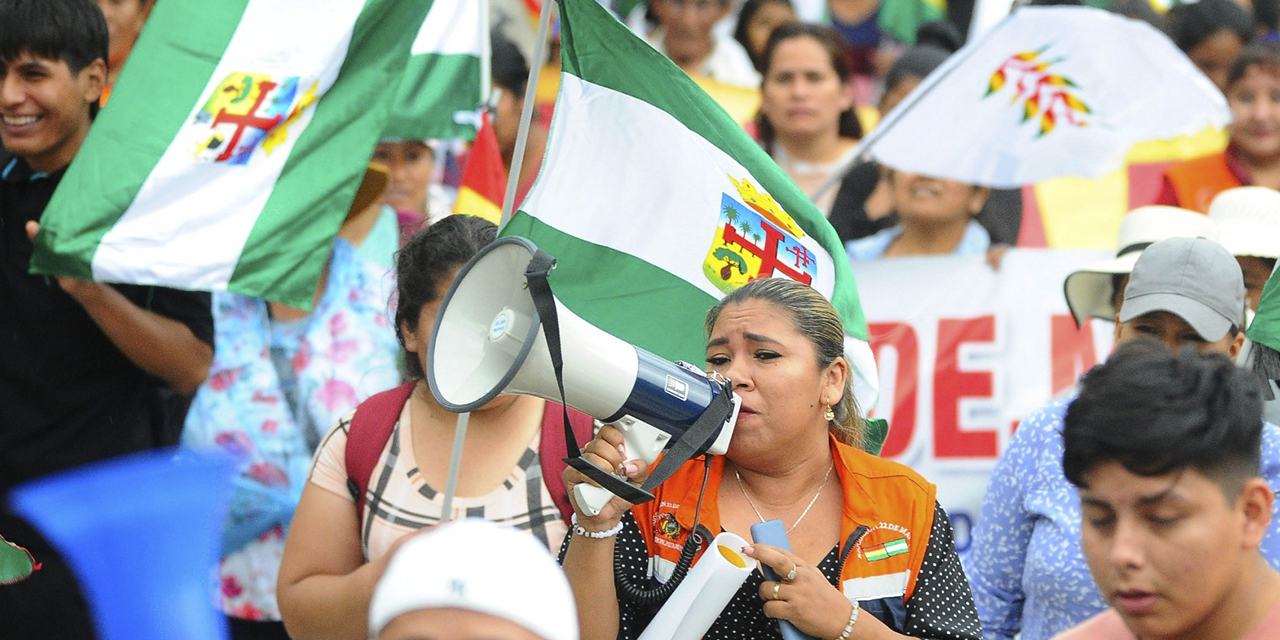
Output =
[{"x1": 860, "y1": 6, "x2": 1230, "y2": 188}]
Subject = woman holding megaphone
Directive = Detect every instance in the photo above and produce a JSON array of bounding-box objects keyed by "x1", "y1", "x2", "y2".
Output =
[
  {"x1": 276, "y1": 215, "x2": 592, "y2": 640},
  {"x1": 562, "y1": 278, "x2": 980, "y2": 640}
]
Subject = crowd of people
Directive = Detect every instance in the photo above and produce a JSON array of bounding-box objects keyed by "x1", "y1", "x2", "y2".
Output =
[{"x1": 3, "y1": 0, "x2": 1280, "y2": 640}]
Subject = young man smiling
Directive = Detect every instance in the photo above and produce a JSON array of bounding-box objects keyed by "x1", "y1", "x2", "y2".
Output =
[
  {"x1": 0, "y1": 0, "x2": 213, "y2": 637},
  {"x1": 1056, "y1": 342, "x2": 1280, "y2": 640}
]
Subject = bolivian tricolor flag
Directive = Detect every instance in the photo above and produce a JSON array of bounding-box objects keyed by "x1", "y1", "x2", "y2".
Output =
[
  {"x1": 29, "y1": 0, "x2": 434, "y2": 308},
  {"x1": 452, "y1": 111, "x2": 507, "y2": 224},
  {"x1": 865, "y1": 538, "x2": 909, "y2": 562},
  {"x1": 498, "y1": 0, "x2": 879, "y2": 412}
]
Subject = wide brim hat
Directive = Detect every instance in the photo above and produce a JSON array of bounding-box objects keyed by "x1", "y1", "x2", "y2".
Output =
[
  {"x1": 1064, "y1": 205, "x2": 1218, "y2": 326},
  {"x1": 1207, "y1": 186, "x2": 1280, "y2": 260}
]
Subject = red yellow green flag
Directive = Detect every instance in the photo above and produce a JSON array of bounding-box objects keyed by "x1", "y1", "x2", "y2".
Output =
[{"x1": 452, "y1": 111, "x2": 507, "y2": 224}]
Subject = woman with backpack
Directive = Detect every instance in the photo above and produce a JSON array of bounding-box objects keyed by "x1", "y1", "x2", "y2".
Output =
[{"x1": 276, "y1": 215, "x2": 592, "y2": 640}]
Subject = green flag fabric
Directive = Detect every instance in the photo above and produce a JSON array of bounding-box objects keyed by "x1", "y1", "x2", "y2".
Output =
[
  {"x1": 1250, "y1": 266, "x2": 1280, "y2": 353},
  {"x1": 500, "y1": 0, "x2": 879, "y2": 411},
  {"x1": 30, "y1": 0, "x2": 433, "y2": 308},
  {"x1": 382, "y1": 0, "x2": 489, "y2": 141},
  {"x1": 0, "y1": 535, "x2": 35, "y2": 585}
]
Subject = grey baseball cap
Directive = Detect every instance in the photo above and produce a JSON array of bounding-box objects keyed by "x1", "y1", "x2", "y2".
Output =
[{"x1": 1118, "y1": 237, "x2": 1245, "y2": 341}]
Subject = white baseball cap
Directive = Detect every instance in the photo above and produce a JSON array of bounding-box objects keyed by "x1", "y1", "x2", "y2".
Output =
[
  {"x1": 368, "y1": 519, "x2": 579, "y2": 640},
  {"x1": 1207, "y1": 186, "x2": 1280, "y2": 260},
  {"x1": 1064, "y1": 206, "x2": 1218, "y2": 326}
]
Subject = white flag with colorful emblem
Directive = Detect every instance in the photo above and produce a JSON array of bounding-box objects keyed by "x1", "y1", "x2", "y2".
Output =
[
  {"x1": 500, "y1": 0, "x2": 879, "y2": 409},
  {"x1": 383, "y1": 0, "x2": 490, "y2": 141},
  {"x1": 29, "y1": 0, "x2": 433, "y2": 308},
  {"x1": 859, "y1": 6, "x2": 1230, "y2": 188}
]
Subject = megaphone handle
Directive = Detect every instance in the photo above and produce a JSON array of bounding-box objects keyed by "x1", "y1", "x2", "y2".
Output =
[
  {"x1": 569, "y1": 417, "x2": 671, "y2": 515},
  {"x1": 573, "y1": 482, "x2": 617, "y2": 517},
  {"x1": 751, "y1": 520, "x2": 818, "y2": 640}
]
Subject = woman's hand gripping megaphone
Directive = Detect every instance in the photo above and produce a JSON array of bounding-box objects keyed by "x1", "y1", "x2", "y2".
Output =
[{"x1": 563, "y1": 424, "x2": 653, "y2": 528}]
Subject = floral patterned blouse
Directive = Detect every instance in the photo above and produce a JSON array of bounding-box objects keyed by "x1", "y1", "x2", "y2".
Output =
[{"x1": 181, "y1": 239, "x2": 401, "y2": 621}]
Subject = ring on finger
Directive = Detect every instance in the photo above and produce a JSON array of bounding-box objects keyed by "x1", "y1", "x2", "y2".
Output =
[
  {"x1": 784, "y1": 564, "x2": 798, "y2": 582},
  {"x1": 771, "y1": 583, "x2": 781, "y2": 601}
]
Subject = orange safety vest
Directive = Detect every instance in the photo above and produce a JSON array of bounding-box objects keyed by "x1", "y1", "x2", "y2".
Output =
[
  {"x1": 633, "y1": 433, "x2": 938, "y2": 621},
  {"x1": 1164, "y1": 152, "x2": 1243, "y2": 214}
]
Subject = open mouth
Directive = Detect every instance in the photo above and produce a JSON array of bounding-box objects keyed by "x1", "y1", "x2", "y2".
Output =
[{"x1": 1113, "y1": 590, "x2": 1158, "y2": 615}]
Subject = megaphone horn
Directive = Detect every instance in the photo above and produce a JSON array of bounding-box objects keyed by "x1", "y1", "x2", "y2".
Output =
[{"x1": 426, "y1": 237, "x2": 741, "y2": 515}]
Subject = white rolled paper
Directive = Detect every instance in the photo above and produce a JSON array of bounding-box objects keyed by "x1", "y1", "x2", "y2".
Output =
[{"x1": 637, "y1": 531, "x2": 758, "y2": 640}]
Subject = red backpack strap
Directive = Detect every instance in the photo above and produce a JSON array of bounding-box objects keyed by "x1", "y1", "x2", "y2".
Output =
[
  {"x1": 345, "y1": 381, "x2": 417, "y2": 522},
  {"x1": 539, "y1": 402, "x2": 597, "y2": 523}
]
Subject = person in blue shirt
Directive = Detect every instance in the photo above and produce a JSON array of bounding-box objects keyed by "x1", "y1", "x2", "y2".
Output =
[
  {"x1": 845, "y1": 170, "x2": 991, "y2": 261},
  {"x1": 967, "y1": 237, "x2": 1280, "y2": 640}
]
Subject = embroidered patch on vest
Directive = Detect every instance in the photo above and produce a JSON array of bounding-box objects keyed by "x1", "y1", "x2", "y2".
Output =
[{"x1": 854, "y1": 522, "x2": 912, "y2": 562}]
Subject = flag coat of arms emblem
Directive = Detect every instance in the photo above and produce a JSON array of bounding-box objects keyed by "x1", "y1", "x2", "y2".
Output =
[
  {"x1": 500, "y1": 0, "x2": 878, "y2": 407},
  {"x1": 29, "y1": 0, "x2": 433, "y2": 308}
]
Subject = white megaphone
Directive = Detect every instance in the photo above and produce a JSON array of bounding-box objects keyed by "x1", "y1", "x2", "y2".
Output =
[{"x1": 427, "y1": 237, "x2": 741, "y2": 516}]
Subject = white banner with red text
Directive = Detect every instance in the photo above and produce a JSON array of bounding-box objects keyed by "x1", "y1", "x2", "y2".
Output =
[{"x1": 855, "y1": 249, "x2": 1114, "y2": 553}]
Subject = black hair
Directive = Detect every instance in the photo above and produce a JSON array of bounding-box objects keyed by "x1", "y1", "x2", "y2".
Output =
[
  {"x1": 0, "y1": 0, "x2": 108, "y2": 73},
  {"x1": 394, "y1": 215, "x2": 498, "y2": 379},
  {"x1": 0, "y1": 0, "x2": 108, "y2": 120},
  {"x1": 1167, "y1": 0, "x2": 1253, "y2": 55},
  {"x1": 1227, "y1": 40, "x2": 1280, "y2": 89},
  {"x1": 913, "y1": 19, "x2": 962, "y2": 54},
  {"x1": 732, "y1": 0, "x2": 795, "y2": 71},
  {"x1": 1107, "y1": 0, "x2": 1167, "y2": 33},
  {"x1": 490, "y1": 30, "x2": 529, "y2": 98},
  {"x1": 1257, "y1": 0, "x2": 1280, "y2": 35},
  {"x1": 1063, "y1": 340, "x2": 1264, "y2": 496},
  {"x1": 756, "y1": 22, "x2": 863, "y2": 153},
  {"x1": 883, "y1": 44, "x2": 950, "y2": 96}
]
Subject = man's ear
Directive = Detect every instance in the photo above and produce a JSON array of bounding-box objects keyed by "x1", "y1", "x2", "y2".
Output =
[
  {"x1": 968, "y1": 187, "x2": 992, "y2": 216},
  {"x1": 1229, "y1": 331, "x2": 1245, "y2": 360},
  {"x1": 79, "y1": 58, "x2": 107, "y2": 105},
  {"x1": 1239, "y1": 478, "x2": 1274, "y2": 547}
]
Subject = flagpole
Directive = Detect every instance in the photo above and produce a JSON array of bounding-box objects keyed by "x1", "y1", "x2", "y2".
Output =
[
  {"x1": 439, "y1": 412, "x2": 470, "y2": 522},
  {"x1": 499, "y1": 0, "x2": 555, "y2": 229}
]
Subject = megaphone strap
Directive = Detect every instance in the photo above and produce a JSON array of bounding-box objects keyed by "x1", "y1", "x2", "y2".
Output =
[
  {"x1": 522, "y1": 249, "x2": 582, "y2": 457},
  {"x1": 641, "y1": 384, "x2": 735, "y2": 493}
]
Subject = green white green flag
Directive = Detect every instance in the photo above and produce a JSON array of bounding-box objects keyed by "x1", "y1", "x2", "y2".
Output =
[
  {"x1": 383, "y1": 0, "x2": 490, "y2": 141},
  {"x1": 30, "y1": 0, "x2": 433, "y2": 308},
  {"x1": 500, "y1": 0, "x2": 879, "y2": 410}
]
